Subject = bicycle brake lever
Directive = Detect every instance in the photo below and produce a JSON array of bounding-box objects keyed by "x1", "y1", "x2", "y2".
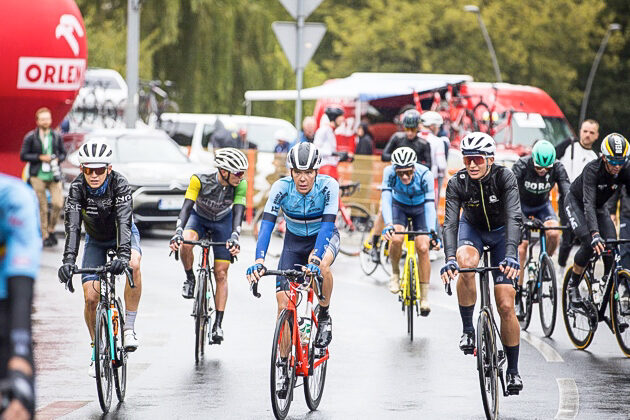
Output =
[
  {"x1": 251, "y1": 281, "x2": 261, "y2": 298},
  {"x1": 445, "y1": 281, "x2": 452, "y2": 296},
  {"x1": 66, "y1": 278, "x2": 75, "y2": 294}
]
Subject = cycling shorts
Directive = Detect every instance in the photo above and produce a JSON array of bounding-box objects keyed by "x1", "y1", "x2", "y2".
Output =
[
  {"x1": 457, "y1": 218, "x2": 512, "y2": 286},
  {"x1": 392, "y1": 200, "x2": 428, "y2": 231},
  {"x1": 276, "y1": 229, "x2": 340, "y2": 292},
  {"x1": 184, "y1": 209, "x2": 232, "y2": 262},
  {"x1": 82, "y1": 223, "x2": 142, "y2": 283},
  {"x1": 521, "y1": 202, "x2": 557, "y2": 222}
]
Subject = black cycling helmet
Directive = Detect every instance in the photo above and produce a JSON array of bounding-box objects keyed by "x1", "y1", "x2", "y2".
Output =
[
  {"x1": 402, "y1": 109, "x2": 421, "y2": 129},
  {"x1": 324, "y1": 105, "x2": 344, "y2": 122},
  {"x1": 601, "y1": 133, "x2": 629, "y2": 164},
  {"x1": 286, "y1": 142, "x2": 322, "y2": 170}
]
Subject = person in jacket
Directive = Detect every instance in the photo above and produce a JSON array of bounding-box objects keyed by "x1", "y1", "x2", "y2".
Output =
[
  {"x1": 381, "y1": 109, "x2": 432, "y2": 168},
  {"x1": 20, "y1": 107, "x2": 66, "y2": 247},
  {"x1": 355, "y1": 123, "x2": 374, "y2": 155}
]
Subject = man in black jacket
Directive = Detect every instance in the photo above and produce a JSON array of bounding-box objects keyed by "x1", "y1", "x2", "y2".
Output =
[
  {"x1": 20, "y1": 107, "x2": 66, "y2": 247},
  {"x1": 381, "y1": 109, "x2": 432, "y2": 168}
]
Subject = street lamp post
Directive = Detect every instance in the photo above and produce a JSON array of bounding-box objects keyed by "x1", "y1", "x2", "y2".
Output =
[
  {"x1": 464, "y1": 5, "x2": 502, "y2": 83},
  {"x1": 579, "y1": 23, "x2": 622, "y2": 127}
]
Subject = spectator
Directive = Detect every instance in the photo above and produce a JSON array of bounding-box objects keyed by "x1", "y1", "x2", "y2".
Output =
[
  {"x1": 355, "y1": 123, "x2": 373, "y2": 155},
  {"x1": 274, "y1": 128, "x2": 294, "y2": 153},
  {"x1": 296, "y1": 116, "x2": 316, "y2": 144},
  {"x1": 314, "y1": 105, "x2": 345, "y2": 179},
  {"x1": 20, "y1": 107, "x2": 66, "y2": 247},
  {"x1": 211, "y1": 119, "x2": 241, "y2": 149}
]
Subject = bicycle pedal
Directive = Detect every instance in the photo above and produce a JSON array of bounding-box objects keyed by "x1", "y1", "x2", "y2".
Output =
[{"x1": 619, "y1": 323, "x2": 629, "y2": 333}]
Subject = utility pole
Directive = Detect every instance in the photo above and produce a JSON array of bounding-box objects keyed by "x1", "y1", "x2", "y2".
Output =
[{"x1": 124, "y1": 0, "x2": 140, "y2": 128}]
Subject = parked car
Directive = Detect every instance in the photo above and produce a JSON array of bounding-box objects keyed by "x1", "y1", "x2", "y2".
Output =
[{"x1": 61, "y1": 128, "x2": 207, "y2": 230}]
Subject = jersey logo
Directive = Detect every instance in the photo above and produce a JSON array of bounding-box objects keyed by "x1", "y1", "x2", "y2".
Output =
[
  {"x1": 115, "y1": 194, "x2": 132, "y2": 205},
  {"x1": 524, "y1": 180, "x2": 552, "y2": 192},
  {"x1": 489, "y1": 195, "x2": 498, "y2": 203}
]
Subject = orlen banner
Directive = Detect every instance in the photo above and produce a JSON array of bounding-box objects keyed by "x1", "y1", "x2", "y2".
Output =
[{"x1": 0, "y1": 0, "x2": 87, "y2": 177}]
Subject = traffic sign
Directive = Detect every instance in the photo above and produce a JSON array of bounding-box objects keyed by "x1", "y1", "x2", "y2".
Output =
[
  {"x1": 272, "y1": 21, "x2": 326, "y2": 70},
  {"x1": 278, "y1": 0, "x2": 324, "y2": 20}
]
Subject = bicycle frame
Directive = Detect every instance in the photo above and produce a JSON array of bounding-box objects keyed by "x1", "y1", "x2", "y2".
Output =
[{"x1": 400, "y1": 233, "x2": 421, "y2": 306}]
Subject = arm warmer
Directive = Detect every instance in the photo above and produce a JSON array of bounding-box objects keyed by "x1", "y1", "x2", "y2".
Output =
[
  {"x1": 8, "y1": 276, "x2": 34, "y2": 367},
  {"x1": 313, "y1": 215, "x2": 336, "y2": 259},
  {"x1": 231, "y1": 204, "x2": 245, "y2": 235},
  {"x1": 176, "y1": 199, "x2": 195, "y2": 232},
  {"x1": 381, "y1": 189, "x2": 394, "y2": 226},
  {"x1": 255, "y1": 214, "x2": 276, "y2": 260}
]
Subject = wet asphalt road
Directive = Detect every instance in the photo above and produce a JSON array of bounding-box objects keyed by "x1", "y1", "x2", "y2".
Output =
[{"x1": 32, "y1": 232, "x2": 630, "y2": 419}]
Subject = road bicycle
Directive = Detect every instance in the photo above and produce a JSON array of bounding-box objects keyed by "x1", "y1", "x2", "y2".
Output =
[
  {"x1": 173, "y1": 238, "x2": 228, "y2": 363},
  {"x1": 393, "y1": 230, "x2": 436, "y2": 341},
  {"x1": 138, "y1": 79, "x2": 179, "y2": 128},
  {"x1": 562, "y1": 238, "x2": 630, "y2": 356},
  {"x1": 251, "y1": 269, "x2": 329, "y2": 420},
  {"x1": 517, "y1": 220, "x2": 568, "y2": 336},
  {"x1": 69, "y1": 80, "x2": 122, "y2": 129},
  {"x1": 335, "y1": 182, "x2": 373, "y2": 257},
  {"x1": 70, "y1": 250, "x2": 135, "y2": 413},
  {"x1": 445, "y1": 248, "x2": 517, "y2": 420}
]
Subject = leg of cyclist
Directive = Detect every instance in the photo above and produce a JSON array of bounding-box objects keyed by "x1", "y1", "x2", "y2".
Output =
[
  {"x1": 544, "y1": 220, "x2": 561, "y2": 256},
  {"x1": 388, "y1": 224, "x2": 405, "y2": 293},
  {"x1": 311, "y1": 230, "x2": 339, "y2": 349},
  {"x1": 180, "y1": 229, "x2": 199, "y2": 299},
  {"x1": 456, "y1": 245, "x2": 479, "y2": 353},
  {"x1": 415, "y1": 234, "x2": 431, "y2": 314},
  {"x1": 516, "y1": 237, "x2": 528, "y2": 319},
  {"x1": 123, "y1": 224, "x2": 142, "y2": 351},
  {"x1": 209, "y1": 215, "x2": 234, "y2": 343},
  {"x1": 371, "y1": 211, "x2": 385, "y2": 262},
  {"x1": 565, "y1": 195, "x2": 595, "y2": 306}
]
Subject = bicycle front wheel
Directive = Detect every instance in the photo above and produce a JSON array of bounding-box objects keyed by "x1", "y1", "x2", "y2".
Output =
[
  {"x1": 271, "y1": 309, "x2": 296, "y2": 419},
  {"x1": 336, "y1": 204, "x2": 372, "y2": 256},
  {"x1": 304, "y1": 306, "x2": 328, "y2": 411},
  {"x1": 407, "y1": 259, "x2": 415, "y2": 342},
  {"x1": 113, "y1": 298, "x2": 127, "y2": 402},
  {"x1": 380, "y1": 240, "x2": 392, "y2": 276},
  {"x1": 562, "y1": 267, "x2": 595, "y2": 350},
  {"x1": 194, "y1": 271, "x2": 208, "y2": 363},
  {"x1": 611, "y1": 270, "x2": 630, "y2": 357},
  {"x1": 518, "y1": 279, "x2": 534, "y2": 331},
  {"x1": 94, "y1": 305, "x2": 113, "y2": 413},
  {"x1": 477, "y1": 310, "x2": 499, "y2": 420},
  {"x1": 538, "y1": 255, "x2": 558, "y2": 337},
  {"x1": 359, "y1": 236, "x2": 379, "y2": 276}
]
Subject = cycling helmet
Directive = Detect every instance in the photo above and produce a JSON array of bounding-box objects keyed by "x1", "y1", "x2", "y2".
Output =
[
  {"x1": 286, "y1": 142, "x2": 321, "y2": 170},
  {"x1": 460, "y1": 132, "x2": 496, "y2": 156},
  {"x1": 420, "y1": 111, "x2": 444, "y2": 127},
  {"x1": 532, "y1": 140, "x2": 556, "y2": 168},
  {"x1": 391, "y1": 147, "x2": 417, "y2": 169},
  {"x1": 402, "y1": 109, "x2": 421, "y2": 129},
  {"x1": 601, "y1": 133, "x2": 629, "y2": 163},
  {"x1": 215, "y1": 147, "x2": 249, "y2": 172},
  {"x1": 324, "y1": 105, "x2": 344, "y2": 122},
  {"x1": 78, "y1": 139, "x2": 113, "y2": 167}
]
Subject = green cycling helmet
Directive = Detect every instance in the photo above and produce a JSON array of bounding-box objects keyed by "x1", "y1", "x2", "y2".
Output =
[{"x1": 532, "y1": 140, "x2": 556, "y2": 168}]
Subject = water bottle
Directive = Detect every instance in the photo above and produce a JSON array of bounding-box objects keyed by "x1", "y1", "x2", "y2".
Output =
[
  {"x1": 299, "y1": 317, "x2": 311, "y2": 344},
  {"x1": 591, "y1": 280, "x2": 602, "y2": 305}
]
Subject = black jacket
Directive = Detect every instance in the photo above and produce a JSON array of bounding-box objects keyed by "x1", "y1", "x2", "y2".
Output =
[
  {"x1": 355, "y1": 134, "x2": 373, "y2": 155},
  {"x1": 443, "y1": 164, "x2": 522, "y2": 260},
  {"x1": 20, "y1": 128, "x2": 66, "y2": 177},
  {"x1": 608, "y1": 185, "x2": 630, "y2": 218},
  {"x1": 63, "y1": 171, "x2": 133, "y2": 265},
  {"x1": 511, "y1": 156, "x2": 570, "y2": 208},
  {"x1": 381, "y1": 132, "x2": 432, "y2": 168}
]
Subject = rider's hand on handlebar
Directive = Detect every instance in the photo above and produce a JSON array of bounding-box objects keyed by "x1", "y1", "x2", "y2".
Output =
[
  {"x1": 499, "y1": 256, "x2": 520, "y2": 280},
  {"x1": 58, "y1": 263, "x2": 76, "y2": 293},
  {"x1": 440, "y1": 259, "x2": 460, "y2": 284},
  {"x1": 110, "y1": 259, "x2": 128, "y2": 275},
  {"x1": 382, "y1": 225, "x2": 395, "y2": 241},
  {"x1": 169, "y1": 229, "x2": 184, "y2": 252},
  {"x1": 304, "y1": 259, "x2": 321, "y2": 278},
  {"x1": 591, "y1": 232, "x2": 605, "y2": 255},
  {"x1": 226, "y1": 233, "x2": 241, "y2": 256},
  {"x1": 246, "y1": 260, "x2": 266, "y2": 284}
]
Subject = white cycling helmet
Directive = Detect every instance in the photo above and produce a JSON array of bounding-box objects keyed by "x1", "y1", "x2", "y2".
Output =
[
  {"x1": 460, "y1": 132, "x2": 496, "y2": 156},
  {"x1": 78, "y1": 139, "x2": 113, "y2": 167},
  {"x1": 421, "y1": 111, "x2": 444, "y2": 127},
  {"x1": 391, "y1": 147, "x2": 417, "y2": 168},
  {"x1": 214, "y1": 147, "x2": 249, "y2": 172},
  {"x1": 286, "y1": 142, "x2": 321, "y2": 170}
]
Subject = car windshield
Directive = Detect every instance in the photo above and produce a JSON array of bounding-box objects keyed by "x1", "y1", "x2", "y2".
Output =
[
  {"x1": 494, "y1": 114, "x2": 574, "y2": 146},
  {"x1": 111, "y1": 135, "x2": 189, "y2": 163}
]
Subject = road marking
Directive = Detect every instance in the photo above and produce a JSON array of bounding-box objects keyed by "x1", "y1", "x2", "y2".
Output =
[
  {"x1": 36, "y1": 401, "x2": 90, "y2": 419},
  {"x1": 521, "y1": 331, "x2": 564, "y2": 362},
  {"x1": 555, "y1": 378, "x2": 579, "y2": 419}
]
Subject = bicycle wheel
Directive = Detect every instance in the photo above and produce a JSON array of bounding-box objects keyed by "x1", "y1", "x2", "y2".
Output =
[
  {"x1": 359, "y1": 236, "x2": 379, "y2": 276},
  {"x1": 336, "y1": 204, "x2": 372, "y2": 257},
  {"x1": 562, "y1": 268, "x2": 595, "y2": 350},
  {"x1": 304, "y1": 306, "x2": 328, "y2": 411},
  {"x1": 407, "y1": 259, "x2": 415, "y2": 341},
  {"x1": 380, "y1": 240, "x2": 392, "y2": 276},
  {"x1": 538, "y1": 255, "x2": 558, "y2": 337},
  {"x1": 477, "y1": 310, "x2": 499, "y2": 420},
  {"x1": 113, "y1": 298, "x2": 127, "y2": 402},
  {"x1": 94, "y1": 305, "x2": 113, "y2": 413},
  {"x1": 472, "y1": 101, "x2": 492, "y2": 134},
  {"x1": 270, "y1": 309, "x2": 296, "y2": 420},
  {"x1": 611, "y1": 270, "x2": 630, "y2": 357},
  {"x1": 518, "y1": 278, "x2": 534, "y2": 331},
  {"x1": 194, "y1": 271, "x2": 208, "y2": 363}
]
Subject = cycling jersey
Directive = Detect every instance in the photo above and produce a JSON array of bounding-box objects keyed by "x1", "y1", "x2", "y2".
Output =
[
  {"x1": 556, "y1": 139, "x2": 598, "y2": 182},
  {"x1": 420, "y1": 130, "x2": 448, "y2": 177},
  {"x1": 381, "y1": 163, "x2": 436, "y2": 229},
  {"x1": 63, "y1": 171, "x2": 133, "y2": 265},
  {"x1": 381, "y1": 132, "x2": 432, "y2": 169},
  {"x1": 313, "y1": 124, "x2": 338, "y2": 167},
  {"x1": 511, "y1": 156, "x2": 570, "y2": 208},
  {"x1": 256, "y1": 175, "x2": 339, "y2": 260},
  {"x1": 443, "y1": 164, "x2": 522, "y2": 260},
  {"x1": 185, "y1": 172, "x2": 247, "y2": 221}
]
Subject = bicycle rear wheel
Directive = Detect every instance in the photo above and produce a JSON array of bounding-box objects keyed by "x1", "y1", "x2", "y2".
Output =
[
  {"x1": 538, "y1": 255, "x2": 558, "y2": 337},
  {"x1": 477, "y1": 310, "x2": 499, "y2": 420},
  {"x1": 407, "y1": 259, "x2": 415, "y2": 342},
  {"x1": 562, "y1": 267, "x2": 595, "y2": 350},
  {"x1": 611, "y1": 270, "x2": 630, "y2": 357},
  {"x1": 359, "y1": 236, "x2": 379, "y2": 276},
  {"x1": 194, "y1": 271, "x2": 208, "y2": 363},
  {"x1": 94, "y1": 305, "x2": 113, "y2": 413},
  {"x1": 304, "y1": 306, "x2": 328, "y2": 411},
  {"x1": 113, "y1": 298, "x2": 127, "y2": 402},
  {"x1": 380, "y1": 240, "x2": 392, "y2": 276},
  {"x1": 271, "y1": 309, "x2": 296, "y2": 419},
  {"x1": 336, "y1": 204, "x2": 372, "y2": 256},
  {"x1": 518, "y1": 279, "x2": 534, "y2": 331}
]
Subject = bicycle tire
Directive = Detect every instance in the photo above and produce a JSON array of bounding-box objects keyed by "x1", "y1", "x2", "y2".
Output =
[
  {"x1": 477, "y1": 310, "x2": 499, "y2": 420},
  {"x1": 194, "y1": 270, "x2": 208, "y2": 363},
  {"x1": 611, "y1": 270, "x2": 630, "y2": 357},
  {"x1": 304, "y1": 306, "x2": 328, "y2": 411},
  {"x1": 518, "y1": 279, "x2": 534, "y2": 331},
  {"x1": 407, "y1": 259, "x2": 415, "y2": 342},
  {"x1": 113, "y1": 298, "x2": 127, "y2": 402},
  {"x1": 270, "y1": 309, "x2": 296, "y2": 420},
  {"x1": 94, "y1": 305, "x2": 113, "y2": 413},
  {"x1": 359, "y1": 237, "x2": 379, "y2": 276},
  {"x1": 562, "y1": 267, "x2": 595, "y2": 350},
  {"x1": 538, "y1": 255, "x2": 558, "y2": 337},
  {"x1": 336, "y1": 204, "x2": 372, "y2": 257},
  {"x1": 472, "y1": 101, "x2": 492, "y2": 134},
  {"x1": 380, "y1": 240, "x2": 392, "y2": 276}
]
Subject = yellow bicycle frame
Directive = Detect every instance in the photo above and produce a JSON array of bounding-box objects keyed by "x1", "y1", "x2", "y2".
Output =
[{"x1": 399, "y1": 233, "x2": 421, "y2": 306}]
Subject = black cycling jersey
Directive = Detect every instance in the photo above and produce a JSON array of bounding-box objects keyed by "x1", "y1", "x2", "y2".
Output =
[
  {"x1": 443, "y1": 164, "x2": 522, "y2": 260},
  {"x1": 569, "y1": 158, "x2": 630, "y2": 234},
  {"x1": 511, "y1": 156, "x2": 570, "y2": 208},
  {"x1": 63, "y1": 171, "x2": 133, "y2": 265},
  {"x1": 381, "y1": 132, "x2": 432, "y2": 168}
]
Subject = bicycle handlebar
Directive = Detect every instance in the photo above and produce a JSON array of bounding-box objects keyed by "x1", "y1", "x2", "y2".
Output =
[
  {"x1": 170, "y1": 239, "x2": 235, "y2": 263},
  {"x1": 523, "y1": 223, "x2": 570, "y2": 232},
  {"x1": 393, "y1": 231, "x2": 438, "y2": 238},
  {"x1": 443, "y1": 266, "x2": 502, "y2": 296},
  {"x1": 71, "y1": 263, "x2": 135, "y2": 291},
  {"x1": 250, "y1": 269, "x2": 324, "y2": 300}
]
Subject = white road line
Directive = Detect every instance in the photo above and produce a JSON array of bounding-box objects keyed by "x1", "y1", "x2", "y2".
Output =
[
  {"x1": 555, "y1": 378, "x2": 579, "y2": 419},
  {"x1": 521, "y1": 331, "x2": 564, "y2": 362}
]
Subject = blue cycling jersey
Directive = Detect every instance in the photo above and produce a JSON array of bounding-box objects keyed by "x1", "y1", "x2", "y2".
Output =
[
  {"x1": 381, "y1": 163, "x2": 436, "y2": 228},
  {"x1": 256, "y1": 175, "x2": 339, "y2": 260},
  {"x1": 0, "y1": 174, "x2": 41, "y2": 299}
]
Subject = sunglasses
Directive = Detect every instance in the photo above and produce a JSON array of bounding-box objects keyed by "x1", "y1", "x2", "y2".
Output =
[
  {"x1": 82, "y1": 166, "x2": 107, "y2": 176},
  {"x1": 396, "y1": 169, "x2": 414, "y2": 178},
  {"x1": 230, "y1": 171, "x2": 245, "y2": 177},
  {"x1": 606, "y1": 158, "x2": 627, "y2": 166},
  {"x1": 533, "y1": 164, "x2": 550, "y2": 172},
  {"x1": 463, "y1": 155, "x2": 486, "y2": 166}
]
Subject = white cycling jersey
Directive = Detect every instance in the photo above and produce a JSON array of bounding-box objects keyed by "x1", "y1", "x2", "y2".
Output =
[
  {"x1": 421, "y1": 130, "x2": 449, "y2": 178},
  {"x1": 313, "y1": 124, "x2": 338, "y2": 167},
  {"x1": 558, "y1": 141, "x2": 598, "y2": 182}
]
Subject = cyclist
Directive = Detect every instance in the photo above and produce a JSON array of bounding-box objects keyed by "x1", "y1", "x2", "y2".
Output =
[
  {"x1": 420, "y1": 111, "x2": 450, "y2": 200},
  {"x1": 57, "y1": 140, "x2": 143, "y2": 378},
  {"x1": 169, "y1": 147, "x2": 248, "y2": 344},
  {"x1": 0, "y1": 174, "x2": 40, "y2": 420},
  {"x1": 439, "y1": 132, "x2": 523, "y2": 393},
  {"x1": 565, "y1": 133, "x2": 630, "y2": 309},
  {"x1": 246, "y1": 143, "x2": 339, "y2": 351},
  {"x1": 381, "y1": 147, "x2": 436, "y2": 314},
  {"x1": 512, "y1": 140, "x2": 570, "y2": 315},
  {"x1": 313, "y1": 105, "x2": 345, "y2": 179}
]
